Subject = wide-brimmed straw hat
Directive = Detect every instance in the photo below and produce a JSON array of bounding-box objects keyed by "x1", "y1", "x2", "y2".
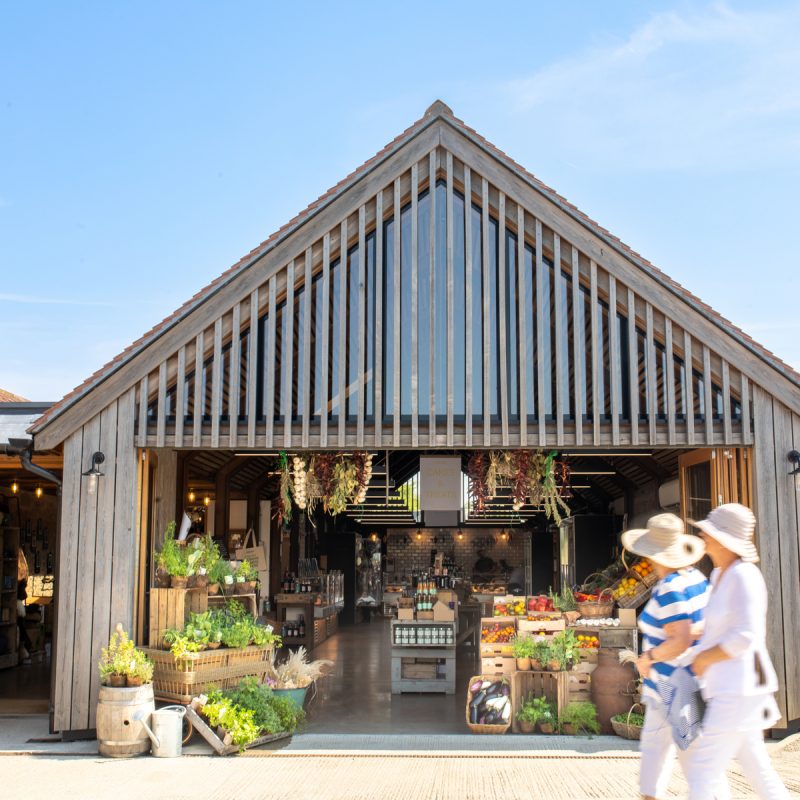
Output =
[
  {"x1": 689, "y1": 503, "x2": 759, "y2": 563},
  {"x1": 621, "y1": 513, "x2": 705, "y2": 569}
]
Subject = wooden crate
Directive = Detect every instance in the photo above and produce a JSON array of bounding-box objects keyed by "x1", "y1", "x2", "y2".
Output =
[
  {"x1": 401, "y1": 657, "x2": 439, "y2": 680},
  {"x1": 517, "y1": 618, "x2": 566, "y2": 634},
  {"x1": 148, "y1": 588, "x2": 208, "y2": 648},
  {"x1": 481, "y1": 656, "x2": 516, "y2": 675},
  {"x1": 480, "y1": 617, "x2": 516, "y2": 655},
  {"x1": 510, "y1": 670, "x2": 570, "y2": 733},
  {"x1": 567, "y1": 669, "x2": 592, "y2": 702}
]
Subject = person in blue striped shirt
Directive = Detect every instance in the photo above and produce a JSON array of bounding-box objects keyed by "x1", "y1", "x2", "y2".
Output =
[{"x1": 622, "y1": 513, "x2": 717, "y2": 800}]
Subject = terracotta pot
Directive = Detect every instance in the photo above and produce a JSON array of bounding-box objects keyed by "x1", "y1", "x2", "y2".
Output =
[
  {"x1": 193, "y1": 574, "x2": 209, "y2": 589},
  {"x1": 208, "y1": 641, "x2": 221, "y2": 650},
  {"x1": 538, "y1": 722, "x2": 554, "y2": 734},
  {"x1": 518, "y1": 720, "x2": 535, "y2": 734},
  {"x1": 516, "y1": 657, "x2": 531, "y2": 671},
  {"x1": 108, "y1": 674, "x2": 126, "y2": 688},
  {"x1": 154, "y1": 569, "x2": 171, "y2": 589},
  {"x1": 591, "y1": 647, "x2": 638, "y2": 735},
  {"x1": 207, "y1": 583, "x2": 220, "y2": 595},
  {"x1": 562, "y1": 723, "x2": 576, "y2": 735},
  {"x1": 126, "y1": 676, "x2": 143, "y2": 687},
  {"x1": 547, "y1": 659, "x2": 562, "y2": 671},
  {"x1": 171, "y1": 576, "x2": 189, "y2": 589},
  {"x1": 530, "y1": 659, "x2": 542, "y2": 671}
]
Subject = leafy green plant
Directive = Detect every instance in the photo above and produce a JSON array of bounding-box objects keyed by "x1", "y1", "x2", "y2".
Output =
[
  {"x1": 612, "y1": 711, "x2": 645, "y2": 727},
  {"x1": 517, "y1": 694, "x2": 555, "y2": 725},
  {"x1": 559, "y1": 701, "x2": 600, "y2": 735},
  {"x1": 98, "y1": 625, "x2": 152, "y2": 684},
  {"x1": 512, "y1": 634, "x2": 537, "y2": 659},
  {"x1": 221, "y1": 621, "x2": 252, "y2": 649},
  {"x1": 551, "y1": 585, "x2": 578, "y2": 612},
  {"x1": 550, "y1": 629, "x2": 579, "y2": 667},
  {"x1": 531, "y1": 639, "x2": 552, "y2": 665},
  {"x1": 222, "y1": 677, "x2": 304, "y2": 734},
  {"x1": 236, "y1": 559, "x2": 258, "y2": 581},
  {"x1": 202, "y1": 697, "x2": 261, "y2": 751},
  {"x1": 208, "y1": 559, "x2": 232, "y2": 585},
  {"x1": 170, "y1": 634, "x2": 204, "y2": 660}
]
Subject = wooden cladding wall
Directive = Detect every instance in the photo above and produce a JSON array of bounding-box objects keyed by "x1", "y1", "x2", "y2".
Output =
[
  {"x1": 53, "y1": 389, "x2": 139, "y2": 733},
  {"x1": 135, "y1": 147, "x2": 752, "y2": 451},
  {"x1": 752, "y1": 386, "x2": 800, "y2": 728}
]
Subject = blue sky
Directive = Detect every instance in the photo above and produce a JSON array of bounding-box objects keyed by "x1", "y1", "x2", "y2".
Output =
[{"x1": 2, "y1": 1, "x2": 799, "y2": 400}]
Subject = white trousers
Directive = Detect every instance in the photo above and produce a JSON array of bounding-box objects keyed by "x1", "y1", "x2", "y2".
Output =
[
  {"x1": 685, "y1": 696, "x2": 790, "y2": 800},
  {"x1": 640, "y1": 701, "x2": 730, "y2": 800}
]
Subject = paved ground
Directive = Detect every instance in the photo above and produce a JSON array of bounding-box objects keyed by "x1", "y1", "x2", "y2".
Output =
[{"x1": 2, "y1": 720, "x2": 798, "y2": 800}]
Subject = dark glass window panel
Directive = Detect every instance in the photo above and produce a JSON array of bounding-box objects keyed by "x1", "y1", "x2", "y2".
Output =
[
  {"x1": 311, "y1": 276, "x2": 323, "y2": 420},
  {"x1": 238, "y1": 329, "x2": 249, "y2": 422},
  {"x1": 577, "y1": 282, "x2": 590, "y2": 420},
  {"x1": 522, "y1": 245, "x2": 535, "y2": 421},
  {"x1": 294, "y1": 285, "x2": 305, "y2": 421},
  {"x1": 274, "y1": 303, "x2": 286, "y2": 422},
  {"x1": 557, "y1": 269, "x2": 573, "y2": 421},
  {"x1": 453, "y1": 191, "x2": 466, "y2": 419},
  {"x1": 505, "y1": 229, "x2": 519, "y2": 421},
  {"x1": 400, "y1": 202, "x2": 413, "y2": 417},
  {"x1": 617, "y1": 313, "x2": 630, "y2": 422},
  {"x1": 637, "y1": 332, "x2": 648, "y2": 423},
  {"x1": 434, "y1": 183, "x2": 448, "y2": 417},
  {"x1": 329, "y1": 258, "x2": 342, "y2": 422},
  {"x1": 470, "y1": 204, "x2": 483, "y2": 420},
  {"x1": 597, "y1": 300, "x2": 608, "y2": 419},
  {"x1": 382, "y1": 219, "x2": 394, "y2": 419},
  {"x1": 675, "y1": 355, "x2": 686, "y2": 421},
  {"x1": 347, "y1": 247, "x2": 359, "y2": 420},
  {"x1": 365, "y1": 233, "x2": 376, "y2": 420},
  {"x1": 418, "y1": 191, "x2": 432, "y2": 419},
  {"x1": 487, "y1": 217, "x2": 500, "y2": 419}
]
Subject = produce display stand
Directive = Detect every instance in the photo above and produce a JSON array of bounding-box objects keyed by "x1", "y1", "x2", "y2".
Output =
[
  {"x1": 142, "y1": 644, "x2": 273, "y2": 703},
  {"x1": 510, "y1": 670, "x2": 569, "y2": 733},
  {"x1": 391, "y1": 620, "x2": 456, "y2": 694},
  {"x1": 185, "y1": 698, "x2": 291, "y2": 755}
]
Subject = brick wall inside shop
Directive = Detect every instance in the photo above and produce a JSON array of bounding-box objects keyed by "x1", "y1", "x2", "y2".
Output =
[{"x1": 385, "y1": 529, "x2": 527, "y2": 581}]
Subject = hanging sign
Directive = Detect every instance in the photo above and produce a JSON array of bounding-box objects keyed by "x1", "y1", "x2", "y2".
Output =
[{"x1": 419, "y1": 456, "x2": 462, "y2": 511}]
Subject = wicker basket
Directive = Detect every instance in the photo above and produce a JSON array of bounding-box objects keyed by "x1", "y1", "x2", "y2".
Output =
[
  {"x1": 465, "y1": 675, "x2": 510, "y2": 734},
  {"x1": 576, "y1": 589, "x2": 615, "y2": 619},
  {"x1": 142, "y1": 645, "x2": 273, "y2": 703},
  {"x1": 611, "y1": 703, "x2": 644, "y2": 740}
]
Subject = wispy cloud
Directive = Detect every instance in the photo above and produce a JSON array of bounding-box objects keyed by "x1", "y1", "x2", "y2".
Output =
[
  {"x1": 0, "y1": 292, "x2": 117, "y2": 307},
  {"x1": 503, "y1": 2, "x2": 800, "y2": 171}
]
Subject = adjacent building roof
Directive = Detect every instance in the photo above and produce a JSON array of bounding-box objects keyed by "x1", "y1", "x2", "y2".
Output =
[
  {"x1": 29, "y1": 101, "x2": 800, "y2": 440},
  {"x1": 0, "y1": 388, "x2": 28, "y2": 403}
]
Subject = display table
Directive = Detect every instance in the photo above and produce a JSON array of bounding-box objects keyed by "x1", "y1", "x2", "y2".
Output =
[
  {"x1": 390, "y1": 620, "x2": 456, "y2": 695},
  {"x1": 276, "y1": 597, "x2": 342, "y2": 650}
]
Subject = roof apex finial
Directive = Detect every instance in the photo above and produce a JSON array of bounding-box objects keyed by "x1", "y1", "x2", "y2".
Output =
[{"x1": 424, "y1": 99, "x2": 453, "y2": 118}]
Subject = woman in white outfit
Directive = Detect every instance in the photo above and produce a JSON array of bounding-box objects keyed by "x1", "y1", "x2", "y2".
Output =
[
  {"x1": 621, "y1": 513, "x2": 715, "y2": 800},
  {"x1": 687, "y1": 503, "x2": 790, "y2": 800}
]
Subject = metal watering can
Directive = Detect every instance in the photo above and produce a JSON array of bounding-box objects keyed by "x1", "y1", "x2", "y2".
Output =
[{"x1": 134, "y1": 705, "x2": 186, "y2": 757}]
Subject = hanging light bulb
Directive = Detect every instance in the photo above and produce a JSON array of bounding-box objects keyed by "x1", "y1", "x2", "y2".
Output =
[
  {"x1": 35, "y1": 486, "x2": 43, "y2": 499},
  {"x1": 188, "y1": 489, "x2": 196, "y2": 503},
  {"x1": 370, "y1": 532, "x2": 378, "y2": 543},
  {"x1": 457, "y1": 530, "x2": 464, "y2": 541},
  {"x1": 11, "y1": 481, "x2": 18, "y2": 495},
  {"x1": 416, "y1": 531, "x2": 422, "y2": 541},
  {"x1": 203, "y1": 495, "x2": 211, "y2": 507}
]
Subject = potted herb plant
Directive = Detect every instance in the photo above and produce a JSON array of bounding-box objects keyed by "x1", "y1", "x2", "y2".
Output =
[
  {"x1": 532, "y1": 696, "x2": 556, "y2": 734},
  {"x1": 516, "y1": 694, "x2": 539, "y2": 733},
  {"x1": 512, "y1": 634, "x2": 536, "y2": 671},
  {"x1": 126, "y1": 651, "x2": 154, "y2": 687},
  {"x1": 530, "y1": 639, "x2": 550, "y2": 671},
  {"x1": 98, "y1": 624, "x2": 153, "y2": 687},
  {"x1": 236, "y1": 559, "x2": 258, "y2": 593},
  {"x1": 207, "y1": 559, "x2": 230, "y2": 595},
  {"x1": 559, "y1": 701, "x2": 600, "y2": 736},
  {"x1": 153, "y1": 521, "x2": 180, "y2": 588}
]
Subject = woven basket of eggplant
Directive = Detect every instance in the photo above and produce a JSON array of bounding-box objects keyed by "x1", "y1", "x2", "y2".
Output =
[{"x1": 465, "y1": 675, "x2": 511, "y2": 734}]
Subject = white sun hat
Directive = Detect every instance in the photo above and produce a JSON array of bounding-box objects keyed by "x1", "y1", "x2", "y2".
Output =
[
  {"x1": 689, "y1": 503, "x2": 759, "y2": 563},
  {"x1": 621, "y1": 513, "x2": 705, "y2": 569}
]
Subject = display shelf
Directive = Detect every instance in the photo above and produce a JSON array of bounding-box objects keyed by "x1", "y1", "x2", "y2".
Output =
[
  {"x1": 0, "y1": 527, "x2": 19, "y2": 668},
  {"x1": 391, "y1": 619, "x2": 456, "y2": 648}
]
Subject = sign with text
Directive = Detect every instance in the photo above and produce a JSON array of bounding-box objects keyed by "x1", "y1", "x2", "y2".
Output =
[{"x1": 419, "y1": 456, "x2": 462, "y2": 511}]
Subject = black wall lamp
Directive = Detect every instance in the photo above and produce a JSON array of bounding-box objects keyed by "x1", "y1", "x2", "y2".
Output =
[
  {"x1": 82, "y1": 451, "x2": 105, "y2": 496},
  {"x1": 789, "y1": 451, "x2": 800, "y2": 490}
]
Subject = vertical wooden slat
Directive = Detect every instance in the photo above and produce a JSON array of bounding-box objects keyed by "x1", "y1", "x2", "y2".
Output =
[
  {"x1": 265, "y1": 275, "x2": 277, "y2": 448},
  {"x1": 283, "y1": 261, "x2": 295, "y2": 448},
  {"x1": 137, "y1": 374, "x2": 149, "y2": 447},
  {"x1": 429, "y1": 151, "x2": 437, "y2": 446},
  {"x1": 175, "y1": 345, "x2": 186, "y2": 447},
  {"x1": 339, "y1": 221, "x2": 348, "y2": 448},
  {"x1": 517, "y1": 205, "x2": 527, "y2": 446},
  {"x1": 684, "y1": 330, "x2": 695, "y2": 446},
  {"x1": 535, "y1": 218, "x2": 546, "y2": 446},
  {"x1": 410, "y1": 163, "x2": 419, "y2": 448},
  {"x1": 210, "y1": 317, "x2": 222, "y2": 448},
  {"x1": 192, "y1": 331, "x2": 203, "y2": 447},
  {"x1": 572, "y1": 248, "x2": 583, "y2": 446},
  {"x1": 646, "y1": 304, "x2": 657, "y2": 446},
  {"x1": 320, "y1": 235, "x2": 331, "y2": 448},
  {"x1": 590, "y1": 261, "x2": 600, "y2": 445},
  {"x1": 482, "y1": 177, "x2": 491, "y2": 447},
  {"x1": 356, "y1": 214, "x2": 366, "y2": 448},
  {"x1": 392, "y1": 181, "x2": 401, "y2": 447},
  {"x1": 446, "y1": 152, "x2": 455, "y2": 447},
  {"x1": 740, "y1": 371, "x2": 751, "y2": 445},
  {"x1": 156, "y1": 360, "x2": 167, "y2": 448},
  {"x1": 229, "y1": 302, "x2": 241, "y2": 448},
  {"x1": 497, "y1": 192, "x2": 509, "y2": 446},
  {"x1": 464, "y1": 165, "x2": 473, "y2": 447},
  {"x1": 303, "y1": 247, "x2": 313, "y2": 448},
  {"x1": 609, "y1": 276, "x2": 620, "y2": 445},
  {"x1": 53, "y1": 430, "x2": 82, "y2": 730},
  {"x1": 374, "y1": 196, "x2": 383, "y2": 448},
  {"x1": 554, "y1": 233, "x2": 564, "y2": 446},
  {"x1": 665, "y1": 318, "x2": 676, "y2": 446},
  {"x1": 246, "y1": 288, "x2": 259, "y2": 448},
  {"x1": 703, "y1": 344, "x2": 713, "y2": 444},
  {"x1": 627, "y1": 290, "x2": 638, "y2": 447},
  {"x1": 722, "y1": 359, "x2": 732, "y2": 444}
]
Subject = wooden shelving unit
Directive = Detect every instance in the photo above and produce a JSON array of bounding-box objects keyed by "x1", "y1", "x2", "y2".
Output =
[{"x1": 0, "y1": 527, "x2": 20, "y2": 669}]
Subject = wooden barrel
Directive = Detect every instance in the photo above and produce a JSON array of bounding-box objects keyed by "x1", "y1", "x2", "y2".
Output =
[
  {"x1": 96, "y1": 684, "x2": 155, "y2": 757},
  {"x1": 590, "y1": 647, "x2": 637, "y2": 735}
]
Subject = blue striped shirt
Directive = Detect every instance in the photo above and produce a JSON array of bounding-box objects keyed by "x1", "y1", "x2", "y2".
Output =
[{"x1": 638, "y1": 568, "x2": 710, "y2": 702}]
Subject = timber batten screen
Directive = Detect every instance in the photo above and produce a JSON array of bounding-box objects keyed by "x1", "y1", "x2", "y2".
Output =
[{"x1": 133, "y1": 148, "x2": 751, "y2": 450}]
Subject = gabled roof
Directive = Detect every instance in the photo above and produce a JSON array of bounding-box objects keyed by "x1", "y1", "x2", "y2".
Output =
[
  {"x1": 30, "y1": 101, "x2": 800, "y2": 441},
  {"x1": 0, "y1": 388, "x2": 28, "y2": 403}
]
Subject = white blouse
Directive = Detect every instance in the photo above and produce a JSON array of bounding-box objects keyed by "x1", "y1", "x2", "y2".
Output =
[{"x1": 697, "y1": 560, "x2": 778, "y2": 700}]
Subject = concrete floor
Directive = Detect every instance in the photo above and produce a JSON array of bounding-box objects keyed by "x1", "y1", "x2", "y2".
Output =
[
  {"x1": 0, "y1": 659, "x2": 50, "y2": 714},
  {"x1": 298, "y1": 617, "x2": 478, "y2": 735}
]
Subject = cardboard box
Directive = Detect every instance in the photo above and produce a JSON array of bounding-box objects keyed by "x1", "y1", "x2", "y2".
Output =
[
  {"x1": 437, "y1": 589, "x2": 457, "y2": 604},
  {"x1": 416, "y1": 610, "x2": 434, "y2": 621},
  {"x1": 433, "y1": 600, "x2": 455, "y2": 622},
  {"x1": 616, "y1": 608, "x2": 637, "y2": 627},
  {"x1": 397, "y1": 607, "x2": 415, "y2": 621}
]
